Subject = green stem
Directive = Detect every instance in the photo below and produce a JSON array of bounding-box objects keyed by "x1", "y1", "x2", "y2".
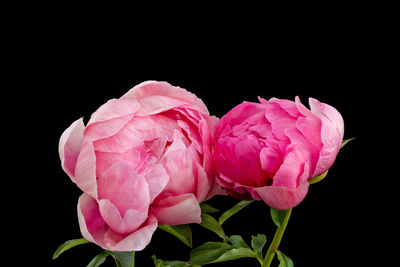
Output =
[
  {"x1": 262, "y1": 208, "x2": 292, "y2": 267},
  {"x1": 132, "y1": 251, "x2": 135, "y2": 267}
]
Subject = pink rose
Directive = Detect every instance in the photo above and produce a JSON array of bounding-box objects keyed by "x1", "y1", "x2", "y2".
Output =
[
  {"x1": 213, "y1": 96, "x2": 344, "y2": 210},
  {"x1": 59, "y1": 81, "x2": 222, "y2": 251}
]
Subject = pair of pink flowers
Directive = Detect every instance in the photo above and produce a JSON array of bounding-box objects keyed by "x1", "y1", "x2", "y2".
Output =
[{"x1": 59, "y1": 81, "x2": 344, "y2": 252}]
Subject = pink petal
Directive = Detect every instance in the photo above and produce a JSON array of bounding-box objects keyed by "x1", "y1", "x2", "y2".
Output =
[
  {"x1": 135, "y1": 96, "x2": 188, "y2": 116},
  {"x1": 120, "y1": 80, "x2": 209, "y2": 114},
  {"x1": 215, "y1": 101, "x2": 265, "y2": 138},
  {"x1": 252, "y1": 182, "x2": 310, "y2": 210},
  {"x1": 98, "y1": 199, "x2": 148, "y2": 234},
  {"x1": 86, "y1": 99, "x2": 140, "y2": 127},
  {"x1": 151, "y1": 193, "x2": 201, "y2": 225},
  {"x1": 158, "y1": 137, "x2": 196, "y2": 198},
  {"x1": 95, "y1": 147, "x2": 141, "y2": 177},
  {"x1": 260, "y1": 146, "x2": 282, "y2": 175},
  {"x1": 107, "y1": 215, "x2": 158, "y2": 251},
  {"x1": 77, "y1": 193, "x2": 107, "y2": 249},
  {"x1": 270, "y1": 98, "x2": 302, "y2": 118},
  {"x1": 296, "y1": 116, "x2": 323, "y2": 150},
  {"x1": 97, "y1": 162, "x2": 150, "y2": 216},
  {"x1": 90, "y1": 116, "x2": 144, "y2": 153},
  {"x1": 272, "y1": 145, "x2": 305, "y2": 188},
  {"x1": 204, "y1": 177, "x2": 228, "y2": 201},
  {"x1": 309, "y1": 98, "x2": 344, "y2": 138},
  {"x1": 59, "y1": 117, "x2": 85, "y2": 177},
  {"x1": 263, "y1": 101, "x2": 293, "y2": 122},
  {"x1": 284, "y1": 127, "x2": 320, "y2": 178},
  {"x1": 309, "y1": 98, "x2": 344, "y2": 176},
  {"x1": 74, "y1": 141, "x2": 98, "y2": 198},
  {"x1": 295, "y1": 96, "x2": 314, "y2": 117},
  {"x1": 270, "y1": 117, "x2": 296, "y2": 141},
  {"x1": 144, "y1": 163, "x2": 170, "y2": 203}
]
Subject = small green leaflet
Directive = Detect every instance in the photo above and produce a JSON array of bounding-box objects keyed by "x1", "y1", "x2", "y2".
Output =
[
  {"x1": 200, "y1": 213, "x2": 226, "y2": 239},
  {"x1": 340, "y1": 137, "x2": 355, "y2": 149},
  {"x1": 276, "y1": 250, "x2": 294, "y2": 267},
  {"x1": 152, "y1": 255, "x2": 200, "y2": 267},
  {"x1": 200, "y1": 203, "x2": 220, "y2": 214},
  {"x1": 87, "y1": 251, "x2": 110, "y2": 267},
  {"x1": 309, "y1": 169, "x2": 329, "y2": 184},
  {"x1": 53, "y1": 238, "x2": 90, "y2": 259},
  {"x1": 86, "y1": 251, "x2": 134, "y2": 267},
  {"x1": 190, "y1": 242, "x2": 234, "y2": 265},
  {"x1": 229, "y1": 235, "x2": 249, "y2": 248},
  {"x1": 109, "y1": 251, "x2": 135, "y2": 267},
  {"x1": 251, "y1": 234, "x2": 267, "y2": 260},
  {"x1": 158, "y1": 224, "x2": 193, "y2": 247},
  {"x1": 270, "y1": 208, "x2": 290, "y2": 228},
  {"x1": 190, "y1": 242, "x2": 256, "y2": 265},
  {"x1": 210, "y1": 248, "x2": 257, "y2": 263},
  {"x1": 218, "y1": 200, "x2": 254, "y2": 225}
]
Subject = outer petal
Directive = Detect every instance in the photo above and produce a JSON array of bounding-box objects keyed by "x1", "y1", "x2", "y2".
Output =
[
  {"x1": 309, "y1": 98, "x2": 344, "y2": 176},
  {"x1": 98, "y1": 199, "x2": 148, "y2": 234},
  {"x1": 120, "y1": 80, "x2": 209, "y2": 114},
  {"x1": 86, "y1": 99, "x2": 140, "y2": 127},
  {"x1": 151, "y1": 193, "x2": 201, "y2": 225},
  {"x1": 252, "y1": 182, "x2": 310, "y2": 210},
  {"x1": 309, "y1": 98, "x2": 344, "y2": 138},
  {"x1": 74, "y1": 141, "x2": 98, "y2": 198},
  {"x1": 106, "y1": 215, "x2": 158, "y2": 251},
  {"x1": 77, "y1": 193, "x2": 107, "y2": 249},
  {"x1": 59, "y1": 118, "x2": 85, "y2": 177}
]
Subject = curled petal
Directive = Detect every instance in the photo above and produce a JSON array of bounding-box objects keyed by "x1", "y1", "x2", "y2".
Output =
[
  {"x1": 77, "y1": 193, "x2": 107, "y2": 249},
  {"x1": 121, "y1": 80, "x2": 209, "y2": 114},
  {"x1": 59, "y1": 118, "x2": 85, "y2": 177},
  {"x1": 106, "y1": 215, "x2": 158, "y2": 251},
  {"x1": 151, "y1": 193, "x2": 201, "y2": 225},
  {"x1": 98, "y1": 199, "x2": 148, "y2": 234},
  {"x1": 252, "y1": 182, "x2": 310, "y2": 210},
  {"x1": 309, "y1": 98, "x2": 344, "y2": 176}
]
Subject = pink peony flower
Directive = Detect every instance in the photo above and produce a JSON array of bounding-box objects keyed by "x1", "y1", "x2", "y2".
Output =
[
  {"x1": 213, "y1": 96, "x2": 344, "y2": 210},
  {"x1": 59, "y1": 81, "x2": 223, "y2": 251}
]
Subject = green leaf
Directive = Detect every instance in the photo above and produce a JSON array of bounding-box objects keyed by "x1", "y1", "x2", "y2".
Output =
[
  {"x1": 109, "y1": 251, "x2": 134, "y2": 267},
  {"x1": 251, "y1": 234, "x2": 267, "y2": 260},
  {"x1": 340, "y1": 137, "x2": 355, "y2": 149},
  {"x1": 219, "y1": 200, "x2": 254, "y2": 225},
  {"x1": 87, "y1": 251, "x2": 110, "y2": 267},
  {"x1": 152, "y1": 255, "x2": 200, "y2": 267},
  {"x1": 190, "y1": 242, "x2": 234, "y2": 265},
  {"x1": 200, "y1": 213, "x2": 226, "y2": 239},
  {"x1": 190, "y1": 242, "x2": 256, "y2": 265},
  {"x1": 211, "y1": 248, "x2": 257, "y2": 263},
  {"x1": 229, "y1": 235, "x2": 249, "y2": 248},
  {"x1": 158, "y1": 224, "x2": 193, "y2": 247},
  {"x1": 309, "y1": 169, "x2": 329, "y2": 184},
  {"x1": 270, "y1": 208, "x2": 290, "y2": 228},
  {"x1": 276, "y1": 250, "x2": 294, "y2": 267},
  {"x1": 152, "y1": 255, "x2": 163, "y2": 267},
  {"x1": 200, "y1": 203, "x2": 220, "y2": 214},
  {"x1": 53, "y1": 238, "x2": 90, "y2": 259}
]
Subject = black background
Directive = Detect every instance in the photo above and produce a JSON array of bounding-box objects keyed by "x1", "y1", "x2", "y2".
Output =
[{"x1": 9, "y1": 6, "x2": 393, "y2": 267}]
